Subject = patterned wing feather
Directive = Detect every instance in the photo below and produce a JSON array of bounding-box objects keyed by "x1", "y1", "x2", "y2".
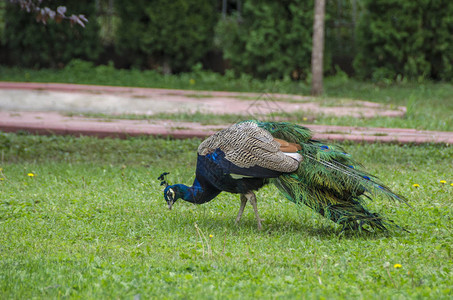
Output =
[{"x1": 198, "y1": 121, "x2": 299, "y2": 174}]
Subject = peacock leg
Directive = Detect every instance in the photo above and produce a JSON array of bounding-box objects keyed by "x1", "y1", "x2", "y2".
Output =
[
  {"x1": 246, "y1": 192, "x2": 263, "y2": 230},
  {"x1": 235, "y1": 194, "x2": 248, "y2": 224}
]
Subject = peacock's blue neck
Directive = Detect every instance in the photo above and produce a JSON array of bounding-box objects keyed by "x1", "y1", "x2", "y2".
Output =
[{"x1": 177, "y1": 178, "x2": 220, "y2": 204}]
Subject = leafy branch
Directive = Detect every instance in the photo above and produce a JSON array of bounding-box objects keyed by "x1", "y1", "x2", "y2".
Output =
[{"x1": 8, "y1": 0, "x2": 88, "y2": 27}]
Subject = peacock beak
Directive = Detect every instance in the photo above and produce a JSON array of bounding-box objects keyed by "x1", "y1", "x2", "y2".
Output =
[{"x1": 168, "y1": 201, "x2": 174, "y2": 210}]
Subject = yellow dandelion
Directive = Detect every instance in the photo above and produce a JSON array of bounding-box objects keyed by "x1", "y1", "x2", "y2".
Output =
[
  {"x1": 27, "y1": 173, "x2": 35, "y2": 177},
  {"x1": 450, "y1": 183, "x2": 453, "y2": 187},
  {"x1": 394, "y1": 264, "x2": 402, "y2": 269},
  {"x1": 209, "y1": 234, "x2": 213, "y2": 238},
  {"x1": 303, "y1": 117, "x2": 308, "y2": 121},
  {"x1": 440, "y1": 180, "x2": 447, "y2": 184},
  {"x1": 189, "y1": 78, "x2": 196, "y2": 85},
  {"x1": 412, "y1": 184, "x2": 420, "y2": 188}
]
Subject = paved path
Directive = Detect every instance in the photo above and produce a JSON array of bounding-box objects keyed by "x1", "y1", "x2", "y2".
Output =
[
  {"x1": 0, "y1": 82, "x2": 452, "y2": 144},
  {"x1": 0, "y1": 82, "x2": 406, "y2": 117}
]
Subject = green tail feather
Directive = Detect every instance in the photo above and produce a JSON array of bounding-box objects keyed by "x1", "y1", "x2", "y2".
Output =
[{"x1": 254, "y1": 120, "x2": 409, "y2": 232}]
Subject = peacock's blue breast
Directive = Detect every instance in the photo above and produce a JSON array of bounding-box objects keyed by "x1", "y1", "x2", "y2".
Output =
[{"x1": 196, "y1": 151, "x2": 267, "y2": 194}]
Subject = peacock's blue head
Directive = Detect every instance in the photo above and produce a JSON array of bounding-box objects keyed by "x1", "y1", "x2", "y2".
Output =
[
  {"x1": 164, "y1": 184, "x2": 186, "y2": 210},
  {"x1": 158, "y1": 172, "x2": 193, "y2": 209}
]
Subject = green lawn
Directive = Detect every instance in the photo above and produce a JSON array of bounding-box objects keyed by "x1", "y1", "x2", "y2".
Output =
[{"x1": 1, "y1": 133, "x2": 452, "y2": 299}]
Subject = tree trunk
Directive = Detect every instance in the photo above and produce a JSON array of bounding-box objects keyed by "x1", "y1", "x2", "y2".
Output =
[{"x1": 311, "y1": 0, "x2": 326, "y2": 96}]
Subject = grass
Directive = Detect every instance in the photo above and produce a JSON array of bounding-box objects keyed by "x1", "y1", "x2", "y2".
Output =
[
  {"x1": 0, "y1": 132, "x2": 452, "y2": 298},
  {"x1": 275, "y1": 111, "x2": 452, "y2": 132},
  {"x1": 66, "y1": 111, "x2": 245, "y2": 126},
  {"x1": 1, "y1": 62, "x2": 452, "y2": 131},
  {"x1": 66, "y1": 108, "x2": 450, "y2": 132}
]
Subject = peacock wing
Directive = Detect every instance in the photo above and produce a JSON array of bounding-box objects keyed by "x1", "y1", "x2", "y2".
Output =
[{"x1": 198, "y1": 121, "x2": 301, "y2": 177}]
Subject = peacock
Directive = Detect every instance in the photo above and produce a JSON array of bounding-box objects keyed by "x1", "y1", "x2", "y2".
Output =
[{"x1": 159, "y1": 120, "x2": 409, "y2": 232}]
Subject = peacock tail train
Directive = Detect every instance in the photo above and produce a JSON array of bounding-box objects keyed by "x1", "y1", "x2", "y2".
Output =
[{"x1": 252, "y1": 120, "x2": 409, "y2": 231}]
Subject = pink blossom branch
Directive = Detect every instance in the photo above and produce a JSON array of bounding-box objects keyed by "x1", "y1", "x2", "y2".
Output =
[{"x1": 8, "y1": 0, "x2": 88, "y2": 27}]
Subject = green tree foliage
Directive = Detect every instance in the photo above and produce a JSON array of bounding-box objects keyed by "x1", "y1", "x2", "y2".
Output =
[
  {"x1": 114, "y1": 0, "x2": 217, "y2": 72},
  {"x1": 3, "y1": 0, "x2": 101, "y2": 68},
  {"x1": 216, "y1": 0, "x2": 317, "y2": 80},
  {"x1": 354, "y1": 0, "x2": 453, "y2": 81}
]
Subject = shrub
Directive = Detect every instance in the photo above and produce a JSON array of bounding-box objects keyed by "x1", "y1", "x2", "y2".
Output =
[
  {"x1": 354, "y1": 0, "x2": 453, "y2": 81},
  {"x1": 114, "y1": 0, "x2": 217, "y2": 73},
  {"x1": 215, "y1": 0, "x2": 316, "y2": 80}
]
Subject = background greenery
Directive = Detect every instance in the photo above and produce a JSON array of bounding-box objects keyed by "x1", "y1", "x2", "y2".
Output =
[
  {"x1": 0, "y1": 133, "x2": 452, "y2": 298},
  {"x1": 354, "y1": 0, "x2": 453, "y2": 81},
  {"x1": 1, "y1": 0, "x2": 453, "y2": 81},
  {"x1": 114, "y1": 0, "x2": 217, "y2": 72},
  {"x1": 215, "y1": 0, "x2": 316, "y2": 79}
]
